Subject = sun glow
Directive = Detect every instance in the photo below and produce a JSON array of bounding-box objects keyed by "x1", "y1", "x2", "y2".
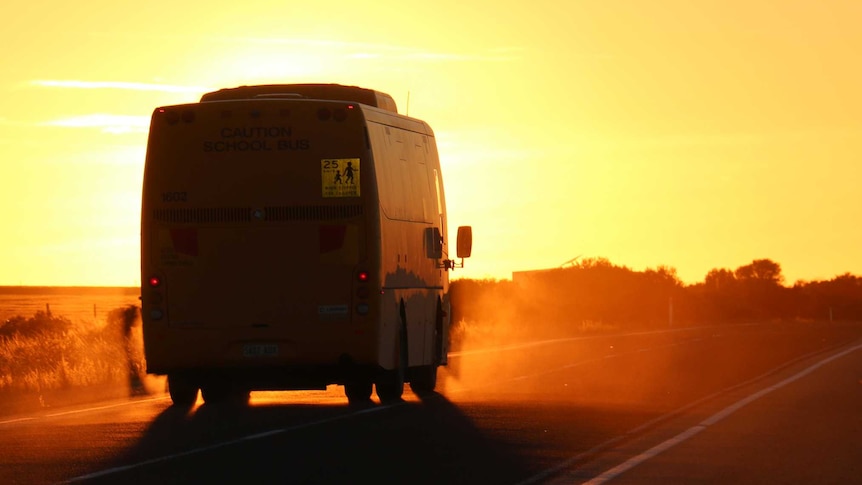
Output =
[{"x1": 2, "y1": 0, "x2": 862, "y2": 286}]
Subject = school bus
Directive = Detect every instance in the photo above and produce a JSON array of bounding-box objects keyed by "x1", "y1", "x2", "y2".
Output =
[{"x1": 140, "y1": 83, "x2": 472, "y2": 405}]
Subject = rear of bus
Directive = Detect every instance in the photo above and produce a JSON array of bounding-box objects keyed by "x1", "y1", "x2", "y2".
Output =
[{"x1": 141, "y1": 86, "x2": 383, "y2": 403}]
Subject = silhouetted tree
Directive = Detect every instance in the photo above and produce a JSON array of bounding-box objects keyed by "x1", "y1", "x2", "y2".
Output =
[
  {"x1": 734, "y1": 259, "x2": 784, "y2": 285},
  {"x1": 704, "y1": 268, "x2": 735, "y2": 291},
  {"x1": 731, "y1": 259, "x2": 787, "y2": 319}
]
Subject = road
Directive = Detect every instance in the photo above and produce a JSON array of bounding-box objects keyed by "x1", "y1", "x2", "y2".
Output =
[{"x1": 1, "y1": 322, "x2": 860, "y2": 484}]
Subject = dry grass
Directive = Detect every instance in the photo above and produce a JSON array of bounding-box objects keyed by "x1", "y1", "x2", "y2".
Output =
[{"x1": 0, "y1": 302, "x2": 147, "y2": 414}]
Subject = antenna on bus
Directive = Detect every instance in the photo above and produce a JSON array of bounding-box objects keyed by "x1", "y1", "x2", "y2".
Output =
[{"x1": 406, "y1": 91, "x2": 410, "y2": 116}]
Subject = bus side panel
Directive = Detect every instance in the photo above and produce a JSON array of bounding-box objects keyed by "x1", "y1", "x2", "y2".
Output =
[
  {"x1": 367, "y1": 118, "x2": 447, "y2": 371},
  {"x1": 377, "y1": 287, "x2": 440, "y2": 370},
  {"x1": 425, "y1": 134, "x2": 451, "y2": 366}
]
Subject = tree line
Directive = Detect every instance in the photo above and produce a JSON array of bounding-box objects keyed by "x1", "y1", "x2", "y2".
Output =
[{"x1": 449, "y1": 258, "x2": 862, "y2": 340}]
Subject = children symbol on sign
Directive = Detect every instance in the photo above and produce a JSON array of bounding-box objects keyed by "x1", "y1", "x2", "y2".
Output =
[
  {"x1": 333, "y1": 170, "x2": 342, "y2": 184},
  {"x1": 343, "y1": 161, "x2": 355, "y2": 184}
]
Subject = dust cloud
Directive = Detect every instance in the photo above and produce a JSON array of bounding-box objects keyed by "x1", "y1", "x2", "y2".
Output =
[
  {"x1": 448, "y1": 336, "x2": 702, "y2": 411},
  {"x1": 107, "y1": 305, "x2": 167, "y2": 397},
  {"x1": 441, "y1": 278, "x2": 722, "y2": 411},
  {"x1": 442, "y1": 283, "x2": 860, "y2": 416},
  {"x1": 441, "y1": 278, "x2": 629, "y2": 405}
]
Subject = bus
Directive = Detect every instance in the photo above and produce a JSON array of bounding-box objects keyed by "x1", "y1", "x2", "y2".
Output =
[{"x1": 140, "y1": 83, "x2": 472, "y2": 406}]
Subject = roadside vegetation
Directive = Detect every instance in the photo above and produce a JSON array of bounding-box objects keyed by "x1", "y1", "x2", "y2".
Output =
[
  {"x1": 449, "y1": 258, "x2": 862, "y2": 350},
  {"x1": 0, "y1": 305, "x2": 145, "y2": 414},
  {"x1": 2, "y1": 257, "x2": 860, "y2": 413}
]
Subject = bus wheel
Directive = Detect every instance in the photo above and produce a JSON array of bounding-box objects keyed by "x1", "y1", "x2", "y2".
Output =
[
  {"x1": 409, "y1": 365, "x2": 438, "y2": 395},
  {"x1": 167, "y1": 375, "x2": 198, "y2": 407},
  {"x1": 377, "y1": 300, "x2": 408, "y2": 403},
  {"x1": 376, "y1": 370, "x2": 404, "y2": 403},
  {"x1": 344, "y1": 380, "x2": 373, "y2": 403}
]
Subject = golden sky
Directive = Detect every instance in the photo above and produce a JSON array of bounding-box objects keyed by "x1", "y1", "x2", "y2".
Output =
[{"x1": 1, "y1": 1, "x2": 860, "y2": 286}]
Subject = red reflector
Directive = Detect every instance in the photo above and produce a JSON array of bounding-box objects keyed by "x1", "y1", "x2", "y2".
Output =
[
  {"x1": 148, "y1": 276, "x2": 162, "y2": 287},
  {"x1": 358, "y1": 271, "x2": 369, "y2": 282}
]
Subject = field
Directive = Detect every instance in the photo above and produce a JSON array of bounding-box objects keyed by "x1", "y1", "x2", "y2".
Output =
[
  {"x1": 0, "y1": 286, "x2": 140, "y2": 325},
  {"x1": 0, "y1": 286, "x2": 147, "y2": 417}
]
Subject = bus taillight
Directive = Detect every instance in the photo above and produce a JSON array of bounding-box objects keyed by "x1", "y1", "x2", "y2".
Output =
[
  {"x1": 146, "y1": 275, "x2": 165, "y2": 321},
  {"x1": 357, "y1": 270, "x2": 370, "y2": 304}
]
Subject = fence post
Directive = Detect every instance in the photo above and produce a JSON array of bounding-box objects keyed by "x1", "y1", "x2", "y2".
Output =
[{"x1": 669, "y1": 297, "x2": 674, "y2": 327}]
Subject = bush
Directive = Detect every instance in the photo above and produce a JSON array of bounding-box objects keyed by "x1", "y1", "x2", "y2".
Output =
[{"x1": 0, "y1": 311, "x2": 73, "y2": 340}]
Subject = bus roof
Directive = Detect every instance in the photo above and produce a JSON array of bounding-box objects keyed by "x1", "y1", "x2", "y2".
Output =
[{"x1": 199, "y1": 83, "x2": 399, "y2": 114}]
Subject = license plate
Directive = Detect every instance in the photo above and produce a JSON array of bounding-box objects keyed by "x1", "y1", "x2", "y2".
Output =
[{"x1": 243, "y1": 344, "x2": 279, "y2": 358}]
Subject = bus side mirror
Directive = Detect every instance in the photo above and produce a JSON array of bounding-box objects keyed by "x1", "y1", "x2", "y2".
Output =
[
  {"x1": 424, "y1": 227, "x2": 443, "y2": 259},
  {"x1": 456, "y1": 226, "x2": 472, "y2": 259}
]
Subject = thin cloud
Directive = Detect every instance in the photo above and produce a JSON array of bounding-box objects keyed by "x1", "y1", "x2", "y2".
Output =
[
  {"x1": 82, "y1": 32, "x2": 523, "y2": 63},
  {"x1": 32, "y1": 79, "x2": 208, "y2": 93},
  {"x1": 42, "y1": 114, "x2": 150, "y2": 134},
  {"x1": 618, "y1": 126, "x2": 862, "y2": 151},
  {"x1": 224, "y1": 36, "x2": 522, "y2": 62},
  {"x1": 402, "y1": 51, "x2": 517, "y2": 62}
]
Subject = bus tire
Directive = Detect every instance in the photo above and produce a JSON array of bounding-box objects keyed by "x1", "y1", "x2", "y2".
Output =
[
  {"x1": 409, "y1": 365, "x2": 438, "y2": 395},
  {"x1": 377, "y1": 300, "x2": 408, "y2": 403},
  {"x1": 168, "y1": 374, "x2": 198, "y2": 407},
  {"x1": 376, "y1": 370, "x2": 404, "y2": 403},
  {"x1": 344, "y1": 380, "x2": 373, "y2": 403}
]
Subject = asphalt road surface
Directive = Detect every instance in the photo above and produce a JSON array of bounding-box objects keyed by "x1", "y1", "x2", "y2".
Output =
[{"x1": 1, "y1": 321, "x2": 860, "y2": 484}]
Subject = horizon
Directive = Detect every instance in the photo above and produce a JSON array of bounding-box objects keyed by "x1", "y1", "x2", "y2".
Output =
[
  {"x1": 2, "y1": 1, "x2": 861, "y2": 286},
  {"x1": 2, "y1": 255, "x2": 861, "y2": 289}
]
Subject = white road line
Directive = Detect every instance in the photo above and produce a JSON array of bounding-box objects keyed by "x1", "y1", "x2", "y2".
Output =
[
  {"x1": 580, "y1": 341, "x2": 862, "y2": 485},
  {"x1": 47, "y1": 396, "x2": 170, "y2": 417},
  {"x1": 0, "y1": 417, "x2": 36, "y2": 426},
  {"x1": 63, "y1": 402, "x2": 402, "y2": 483},
  {"x1": 0, "y1": 396, "x2": 170, "y2": 426},
  {"x1": 520, "y1": 341, "x2": 854, "y2": 485}
]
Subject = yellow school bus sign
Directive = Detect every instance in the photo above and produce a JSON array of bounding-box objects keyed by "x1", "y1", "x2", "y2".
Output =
[{"x1": 321, "y1": 158, "x2": 360, "y2": 198}]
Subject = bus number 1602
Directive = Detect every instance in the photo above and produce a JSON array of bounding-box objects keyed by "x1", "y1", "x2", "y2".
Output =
[{"x1": 162, "y1": 191, "x2": 188, "y2": 202}]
